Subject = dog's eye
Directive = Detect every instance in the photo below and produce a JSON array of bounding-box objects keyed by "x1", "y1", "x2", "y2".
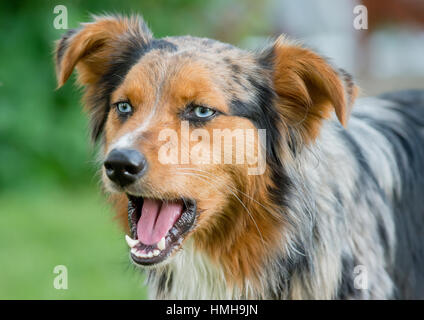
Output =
[
  {"x1": 193, "y1": 106, "x2": 215, "y2": 118},
  {"x1": 182, "y1": 104, "x2": 217, "y2": 123},
  {"x1": 115, "y1": 102, "x2": 133, "y2": 117}
]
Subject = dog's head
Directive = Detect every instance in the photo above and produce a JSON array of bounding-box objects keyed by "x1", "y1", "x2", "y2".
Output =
[{"x1": 55, "y1": 15, "x2": 357, "y2": 271}]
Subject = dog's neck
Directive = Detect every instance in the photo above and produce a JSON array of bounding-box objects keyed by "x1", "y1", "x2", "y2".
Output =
[
  {"x1": 146, "y1": 239, "x2": 239, "y2": 299},
  {"x1": 145, "y1": 175, "x2": 296, "y2": 299},
  {"x1": 146, "y1": 123, "x2": 347, "y2": 299}
]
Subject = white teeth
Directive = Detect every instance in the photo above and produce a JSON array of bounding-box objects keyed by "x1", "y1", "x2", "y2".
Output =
[
  {"x1": 157, "y1": 237, "x2": 166, "y2": 250},
  {"x1": 131, "y1": 248, "x2": 144, "y2": 258},
  {"x1": 125, "y1": 235, "x2": 139, "y2": 248},
  {"x1": 129, "y1": 237, "x2": 162, "y2": 259},
  {"x1": 131, "y1": 248, "x2": 155, "y2": 259},
  {"x1": 135, "y1": 251, "x2": 145, "y2": 258}
]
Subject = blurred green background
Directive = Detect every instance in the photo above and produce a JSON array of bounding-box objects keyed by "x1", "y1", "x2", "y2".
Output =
[{"x1": 1, "y1": 0, "x2": 423, "y2": 299}]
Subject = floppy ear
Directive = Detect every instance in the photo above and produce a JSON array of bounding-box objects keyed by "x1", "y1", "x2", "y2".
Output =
[
  {"x1": 55, "y1": 14, "x2": 152, "y2": 88},
  {"x1": 262, "y1": 36, "x2": 358, "y2": 142},
  {"x1": 54, "y1": 15, "x2": 152, "y2": 140}
]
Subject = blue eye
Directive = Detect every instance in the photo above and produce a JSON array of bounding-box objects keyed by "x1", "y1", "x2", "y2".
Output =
[
  {"x1": 193, "y1": 106, "x2": 215, "y2": 119},
  {"x1": 181, "y1": 103, "x2": 218, "y2": 123},
  {"x1": 116, "y1": 102, "x2": 133, "y2": 115}
]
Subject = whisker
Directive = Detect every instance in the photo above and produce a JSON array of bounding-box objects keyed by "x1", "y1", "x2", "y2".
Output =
[
  {"x1": 175, "y1": 167, "x2": 279, "y2": 218},
  {"x1": 175, "y1": 171, "x2": 267, "y2": 249}
]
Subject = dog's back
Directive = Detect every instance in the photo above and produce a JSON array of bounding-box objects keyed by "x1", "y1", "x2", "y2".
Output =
[
  {"x1": 53, "y1": 14, "x2": 424, "y2": 298},
  {"x1": 351, "y1": 90, "x2": 424, "y2": 298},
  {"x1": 379, "y1": 90, "x2": 424, "y2": 298}
]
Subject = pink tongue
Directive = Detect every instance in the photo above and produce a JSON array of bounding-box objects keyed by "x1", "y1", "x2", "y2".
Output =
[{"x1": 137, "y1": 199, "x2": 183, "y2": 245}]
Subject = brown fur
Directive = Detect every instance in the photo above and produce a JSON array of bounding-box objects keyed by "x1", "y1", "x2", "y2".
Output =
[
  {"x1": 55, "y1": 15, "x2": 358, "y2": 296},
  {"x1": 270, "y1": 37, "x2": 358, "y2": 142}
]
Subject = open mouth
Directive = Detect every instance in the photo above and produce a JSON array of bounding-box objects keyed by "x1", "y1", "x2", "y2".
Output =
[{"x1": 125, "y1": 195, "x2": 197, "y2": 266}]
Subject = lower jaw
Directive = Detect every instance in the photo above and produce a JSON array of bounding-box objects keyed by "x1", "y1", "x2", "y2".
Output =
[{"x1": 127, "y1": 196, "x2": 197, "y2": 266}]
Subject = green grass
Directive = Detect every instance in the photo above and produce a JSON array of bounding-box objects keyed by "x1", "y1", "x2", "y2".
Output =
[{"x1": 0, "y1": 187, "x2": 147, "y2": 299}]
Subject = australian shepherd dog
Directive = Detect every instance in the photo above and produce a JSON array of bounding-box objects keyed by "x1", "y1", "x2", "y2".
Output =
[{"x1": 55, "y1": 15, "x2": 424, "y2": 299}]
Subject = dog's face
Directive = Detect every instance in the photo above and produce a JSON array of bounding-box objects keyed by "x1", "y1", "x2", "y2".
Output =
[
  {"x1": 100, "y1": 38, "x2": 263, "y2": 266},
  {"x1": 55, "y1": 15, "x2": 357, "y2": 270}
]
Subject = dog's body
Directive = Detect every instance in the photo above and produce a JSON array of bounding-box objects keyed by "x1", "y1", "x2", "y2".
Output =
[
  {"x1": 55, "y1": 15, "x2": 424, "y2": 299},
  {"x1": 147, "y1": 91, "x2": 424, "y2": 299}
]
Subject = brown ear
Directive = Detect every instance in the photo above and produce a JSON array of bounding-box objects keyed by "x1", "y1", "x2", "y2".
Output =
[
  {"x1": 264, "y1": 36, "x2": 358, "y2": 142},
  {"x1": 54, "y1": 14, "x2": 152, "y2": 88},
  {"x1": 54, "y1": 14, "x2": 152, "y2": 141}
]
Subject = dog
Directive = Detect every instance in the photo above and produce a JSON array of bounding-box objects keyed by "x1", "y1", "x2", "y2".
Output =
[{"x1": 55, "y1": 14, "x2": 424, "y2": 299}]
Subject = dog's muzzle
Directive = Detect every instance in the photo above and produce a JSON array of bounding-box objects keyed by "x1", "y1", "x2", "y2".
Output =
[{"x1": 104, "y1": 148, "x2": 147, "y2": 187}]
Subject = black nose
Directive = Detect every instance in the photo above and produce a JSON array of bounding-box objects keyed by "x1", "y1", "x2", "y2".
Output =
[{"x1": 104, "y1": 148, "x2": 147, "y2": 187}]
